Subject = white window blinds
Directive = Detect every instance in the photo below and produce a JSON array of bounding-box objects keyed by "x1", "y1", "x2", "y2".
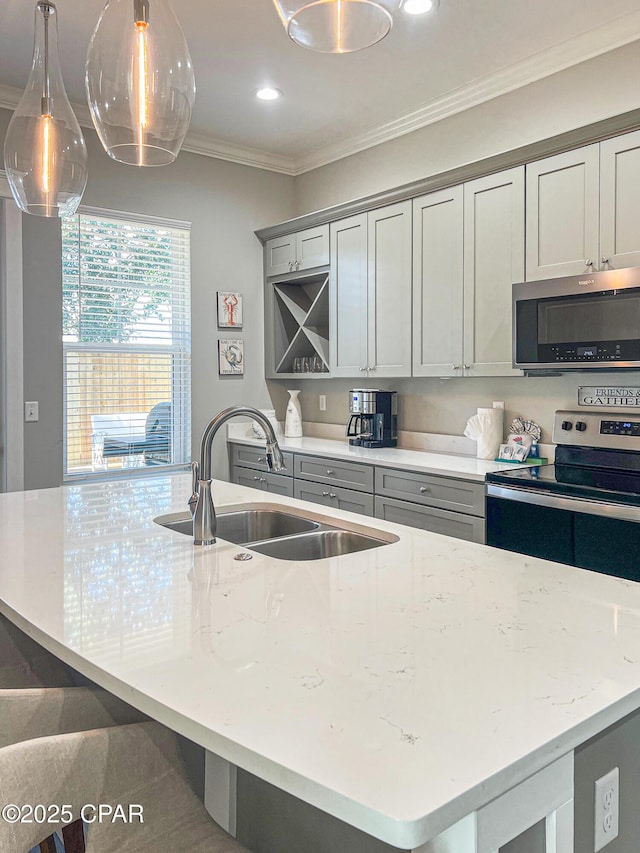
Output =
[{"x1": 62, "y1": 211, "x2": 191, "y2": 480}]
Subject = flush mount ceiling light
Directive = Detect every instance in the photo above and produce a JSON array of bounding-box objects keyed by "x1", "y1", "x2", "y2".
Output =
[
  {"x1": 256, "y1": 87, "x2": 284, "y2": 100},
  {"x1": 403, "y1": 0, "x2": 439, "y2": 13},
  {"x1": 86, "y1": 0, "x2": 196, "y2": 166},
  {"x1": 272, "y1": 0, "x2": 403, "y2": 54},
  {"x1": 3, "y1": 2, "x2": 87, "y2": 217}
]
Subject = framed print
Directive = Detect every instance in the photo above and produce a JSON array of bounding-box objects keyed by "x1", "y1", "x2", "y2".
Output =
[
  {"x1": 218, "y1": 339, "x2": 244, "y2": 375},
  {"x1": 217, "y1": 291, "x2": 243, "y2": 328}
]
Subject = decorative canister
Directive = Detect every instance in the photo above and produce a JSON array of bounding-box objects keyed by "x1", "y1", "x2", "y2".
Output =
[{"x1": 284, "y1": 390, "x2": 303, "y2": 438}]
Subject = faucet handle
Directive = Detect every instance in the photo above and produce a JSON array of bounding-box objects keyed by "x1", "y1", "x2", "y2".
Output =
[
  {"x1": 188, "y1": 460, "x2": 200, "y2": 517},
  {"x1": 265, "y1": 440, "x2": 286, "y2": 473}
]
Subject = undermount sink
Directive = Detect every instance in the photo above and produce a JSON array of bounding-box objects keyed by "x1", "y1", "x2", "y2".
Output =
[
  {"x1": 250, "y1": 529, "x2": 386, "y2": 561},
  {"x1": 155, "y1": 508, "x2": 319, "y2": 544},
  {"x1": 154, "y1": 503, "x2": 396, "y2": 560}
]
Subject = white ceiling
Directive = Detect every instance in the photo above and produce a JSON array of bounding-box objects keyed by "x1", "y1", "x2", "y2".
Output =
[{"x1": 1, "y1": 0, "x2": 640, "y2": 174}]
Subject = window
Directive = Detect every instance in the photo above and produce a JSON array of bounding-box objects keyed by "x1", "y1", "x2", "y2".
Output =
[{"x1": 62, "y1": 210, "x2": 191, "y2": 480}]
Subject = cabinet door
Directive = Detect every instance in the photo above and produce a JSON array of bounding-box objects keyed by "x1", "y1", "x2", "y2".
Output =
[
  {"x1": 265, "y1": 234, "x2": 296, "y2": 277},
  {"x1": 262, "y1": 472, "x2": 294, "y2": 498},
  {"x1": 329, "y1": 215, "x2": 368, "y2": 377},
  {"x1": 525, "y1": 145, "x2": 600, "y2": 280},
  {"x1": 600, "y1": 131, "x2": 640, "y2": 271},
  {"x1": 412, "y1": 187, "x2": 464, "y2": 377},
  {"x1": 367, "y1": 201, "x2": 412, "y2": 377},
  {"x1": 296, "y1": 225, "x2": 330, "y2": 271},
  {"x1": 232, "y1": 466, "x2": 267, "y2": 492},
  {"x1": 463, "y1": 168, "x2": 525, "y2": 377}
]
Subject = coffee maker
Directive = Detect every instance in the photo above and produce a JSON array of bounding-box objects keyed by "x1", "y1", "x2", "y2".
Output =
[{"x1": 346, "y1": 390, "x2": 397, "y2": 448}]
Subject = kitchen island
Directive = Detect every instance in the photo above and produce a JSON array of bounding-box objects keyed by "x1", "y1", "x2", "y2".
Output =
[{"x1": 2, "y1": 473, "x2": 640, "y2": 851}]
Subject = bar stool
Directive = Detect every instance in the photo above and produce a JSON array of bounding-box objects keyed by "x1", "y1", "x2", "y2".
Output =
[
  {"x1": 0, "y1": 720, "x2": 251, "y2": 852},
  {"x1": 0, "y1": 613, "x2": 82, "y2": 688}
]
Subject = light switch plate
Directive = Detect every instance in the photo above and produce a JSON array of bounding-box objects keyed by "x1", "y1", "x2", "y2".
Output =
[{"x1": 24, "y1": 401, "x2": 39, "y2": 422}]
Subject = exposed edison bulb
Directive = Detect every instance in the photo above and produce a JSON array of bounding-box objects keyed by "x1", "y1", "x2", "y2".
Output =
[
  {"x1": 86, "y1": 0, "x2": 196, "y2": 167},
  {"x1": 3, "y1": 2, "x2": 87, "y2": 217}
]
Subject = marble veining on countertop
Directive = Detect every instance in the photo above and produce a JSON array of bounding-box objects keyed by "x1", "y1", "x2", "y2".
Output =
[
  {"x1": 226, "y1": 424, "x2": 532, "y2": 481},
  {"x1": 1, "y1": 474, "x2": 640, "y2": 848}
]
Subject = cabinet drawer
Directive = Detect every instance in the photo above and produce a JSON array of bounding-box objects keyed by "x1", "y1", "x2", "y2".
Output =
[
  {"x1": 231, "y1": 444, "x2": 294, "y2": 476},
  {"x1": 294, "y1": 481, "x2": 374, "y2": 517},
  {"x1": 375, "y1": 496, "x2": 485, "y2": 543},
  {"x1": 232, "y1": 466, "x2": 294, "y2": 498},
  {"x1": 294, "y1": 455, "x2": 374, "y2": 493},
  {"x1": 375, "y1": 467, "x2": 484, "y2": 517}
]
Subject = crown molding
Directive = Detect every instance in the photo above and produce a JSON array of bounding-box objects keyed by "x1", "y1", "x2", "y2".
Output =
[
  {"x1": 2, "y1": 9, "x2": 640, "y2": 179},
  {"x1": 292, "y1": 9, "x2": 640, "y2": 174},
  {"x1": 0, "y1": 83, "x2": 297, "y2": 176}
]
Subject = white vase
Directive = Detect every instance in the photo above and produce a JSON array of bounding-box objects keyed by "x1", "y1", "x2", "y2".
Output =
[{"x1": 284, "y1": 390, "x2": 303, "y2": 438}]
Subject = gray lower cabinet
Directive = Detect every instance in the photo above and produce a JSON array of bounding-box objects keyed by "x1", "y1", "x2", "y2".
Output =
[
  {"x1": 294, "y1": 480, "x2": 374, "y2": 517},
  {"x1": 375, "y1": 496, "x2": 485, "y2": 544},
  {"x1": 294, "y1": 454, "x2": 374, "y2": 493},
  {"x1": 232, "y1": 466, "x2": 294, "y2": 498},
  {"x1": 375, "y1": 467, "x2": 484, "y2": 516},
  {"x1": 231, "y1": 444, "x2": 294, "y2": 474}
]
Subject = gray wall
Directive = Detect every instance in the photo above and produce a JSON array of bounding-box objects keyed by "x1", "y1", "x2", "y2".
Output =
[
  {"x1": 275, "y1": 42, "x2": 640, "y2": 444},
  {"x1": 0, "y1": 107, "x2": 295, "y2": 489},
  {"x1": 294, "y1": 42, "x2": 640, "y2": 215}
]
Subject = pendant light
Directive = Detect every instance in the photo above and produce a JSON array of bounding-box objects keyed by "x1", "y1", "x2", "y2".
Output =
[
  {"x1": 272, "y1": 0, "x2": 403, "y2": 53},
  {"x1": 3, "y1": 2, "x2": 87, "y2": 217},
  {"x1": 86, "y1": 0, "x2": 196, "y2": 167}
]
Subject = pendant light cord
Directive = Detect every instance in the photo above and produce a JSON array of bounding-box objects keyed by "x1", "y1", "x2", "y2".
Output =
[{"x1": 38, "y1": 2, "x2": 53, "y2": 114}]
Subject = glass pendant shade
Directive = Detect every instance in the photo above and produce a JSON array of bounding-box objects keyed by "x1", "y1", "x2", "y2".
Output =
[
  {"x1": 86, "y1": 0, "x2": 196, "y2": 167},
  {"x1": 272, "y1": 0, "x2": 403, "y2": 53},
  {"x1": 3, "y1": 2, "x2": 87, "y2": 217}
]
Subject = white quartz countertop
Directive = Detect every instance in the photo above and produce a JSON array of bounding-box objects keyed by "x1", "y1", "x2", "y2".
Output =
[
  {"x1": 2, "y1": 475, "x2": 640, "y2": 848},
  {"x1": 228, "y1": 431, "x2": 525, "y2": 481}
]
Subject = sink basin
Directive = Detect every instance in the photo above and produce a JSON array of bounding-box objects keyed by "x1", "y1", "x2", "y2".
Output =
[
  {"x1": 250, "y1": 529, "x2": 387, "y2": 561},
  {"x1": 155, "y1": 508, "x2": 319, "y2": 544},
  {"x1": 154, "y1": 502, "x2": 397, "y2": 561}
]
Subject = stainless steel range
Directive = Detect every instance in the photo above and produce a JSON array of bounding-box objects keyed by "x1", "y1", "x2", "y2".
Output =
[{"x1": 486, "y1": 410, "x2": 640, "y2": 581}]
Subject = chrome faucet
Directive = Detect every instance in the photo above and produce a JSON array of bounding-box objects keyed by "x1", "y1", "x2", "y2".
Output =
[{"x1": 189, "y1": 406, "x2": 286, "y2": 545}]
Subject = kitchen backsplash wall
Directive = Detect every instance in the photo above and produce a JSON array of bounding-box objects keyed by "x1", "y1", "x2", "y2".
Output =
[{"x1": 268, "y1": 372, "x2": 640, "y2": 445}]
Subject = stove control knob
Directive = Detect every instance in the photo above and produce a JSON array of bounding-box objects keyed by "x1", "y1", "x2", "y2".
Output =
[
  {"x1": 561, "y1": 420, "x2": 573, "y2": 431},
  {"x1": 576, "y1": 421, "x2": 587, "y2": 432}
]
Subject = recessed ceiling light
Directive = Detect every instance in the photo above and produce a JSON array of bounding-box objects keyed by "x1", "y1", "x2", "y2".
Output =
[
  {"x1": 256, "y1": 87, "x2": 283, "y2": 101},
  {"x1": 403, "y1": 0, "x2": 438, "y2": 14}
]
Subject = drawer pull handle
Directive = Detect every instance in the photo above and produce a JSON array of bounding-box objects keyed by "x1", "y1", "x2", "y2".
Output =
[
  {"x1": 419, "y1": 486, "x2": 431, "y2": 493},
  {"x1": 326, "y1": 469, "x2": 335, "y2": 475},
  {"x1": 321, "y1": 491, "x2": 330, "y2": 497},
  {"x1": 257, "y1": 456, "x2": 266, "y2": 462},
  {"x1": 253, "y1": 476, "x2": 261, "y2": 481},
  {"x1": 329, "y1": 493, "x2": 337, "y2": 499}
]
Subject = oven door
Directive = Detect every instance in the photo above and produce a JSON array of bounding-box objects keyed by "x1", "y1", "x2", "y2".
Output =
[
  {"x1": 513, "y1": 269, "x2": 640, "y2": 370},
  {"x1": 486, "y1": 485, "x2": 640, "y2": 581}
]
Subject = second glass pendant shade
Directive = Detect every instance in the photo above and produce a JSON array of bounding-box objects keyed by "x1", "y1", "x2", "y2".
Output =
[
  {"x1": 86, "y1": 0, "x2": 196, "y2": 166},
  {"x1": 272, "y1": 0, "x2": 403, "y2": 53}
]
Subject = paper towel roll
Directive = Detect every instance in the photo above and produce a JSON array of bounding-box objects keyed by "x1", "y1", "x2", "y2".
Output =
[{"x1": 464, "y1": 407, "x2": 504, "y2": 460}]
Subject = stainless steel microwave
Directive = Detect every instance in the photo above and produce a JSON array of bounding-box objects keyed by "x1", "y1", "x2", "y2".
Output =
[{"x1": 513, "y1": 267, "x2": 640, "y2": 370}]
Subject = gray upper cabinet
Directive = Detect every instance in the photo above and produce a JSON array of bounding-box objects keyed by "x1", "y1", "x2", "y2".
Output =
[
  {"x1": 525, "y1": 145, "x2": 600, "y2": 281},
  {"x1": 329, "y1": 214, "x2": 368, "y2": 377},
  {"x1": 599, "y1": 130, "x2": 640, "y2": 271},
  {"x1": 413, "y1": 170, "x2": 524, "y2": 379},
  {"x1": 367, "y1": 202, "x2": 412, "y2": 378},
  {"x1": 412, "y1": 186, "x2": 464, "y2": 377},
  {"x1": 330, "y1": 202, "x2": 412, "y2": 378},
  {"x1": 526, "y1": 133, "x2": 640, "y2": 281},
  {"x1": 463, "y1": 168, "x2": 524, "y2": 377},
  {"x1": 265, "y1": 225, "x2": 329, "y2": 277}
]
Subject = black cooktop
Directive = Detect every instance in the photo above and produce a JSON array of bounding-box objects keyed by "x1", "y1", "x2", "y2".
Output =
[{"x1": 486, "y1": 461, "x2": 640, "y2": 507}]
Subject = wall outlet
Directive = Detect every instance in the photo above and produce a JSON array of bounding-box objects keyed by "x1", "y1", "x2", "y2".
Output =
[
  {"x1": 24, "y1": 401, "x2": 39, "y2": 423},
  {"x1": 319, "y1": 395, "x2": 327, "y2": 412},
  {"x1": 594, "y1": 767, "x2": 619, "y2": 851}
]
